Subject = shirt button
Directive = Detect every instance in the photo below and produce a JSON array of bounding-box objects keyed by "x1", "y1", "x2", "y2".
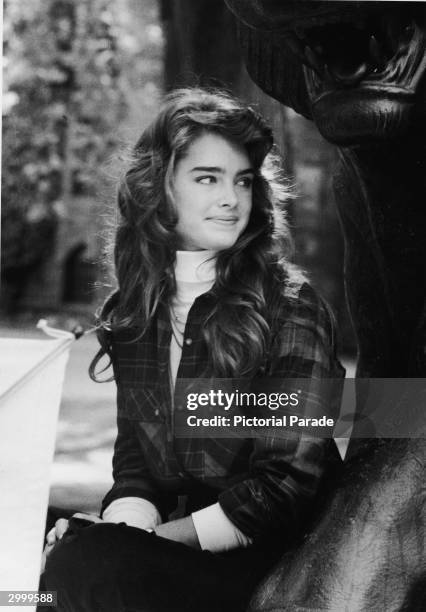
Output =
[
  {"x1": 178, "y1": 471, "x2": 184, "y2": 477},
  {"x1": 154, "y1": 409, "x2": 159, "y2": 416},
  {"x1": 185, "y1": 338, "x2": 193, "y2": 345}
]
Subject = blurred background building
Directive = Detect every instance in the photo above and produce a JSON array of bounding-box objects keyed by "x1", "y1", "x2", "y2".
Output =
[{"x1": 1, "y1": 0, "x2": 355, "y2": 351}]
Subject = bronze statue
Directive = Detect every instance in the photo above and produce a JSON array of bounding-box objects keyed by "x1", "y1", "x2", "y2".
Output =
[{"x1": 226, "y1": 1, "x2": 426, "y2": 609}]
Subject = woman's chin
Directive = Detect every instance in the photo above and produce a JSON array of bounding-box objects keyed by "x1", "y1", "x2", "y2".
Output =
[
  {"x1": 201, "y1": 230, "x2": 242, "y2": 251},
  {"x1": 203, "y1": 239, "x2": 237, "y2": 251}
]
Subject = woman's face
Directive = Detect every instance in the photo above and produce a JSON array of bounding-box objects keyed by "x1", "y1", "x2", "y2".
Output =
[{"x1": 172, "y1": 132, "x2": 254, "y2": 251}]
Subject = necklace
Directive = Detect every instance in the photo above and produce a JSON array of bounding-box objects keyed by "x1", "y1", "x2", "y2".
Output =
[
  {"x1": 170, "y1": 305, "x2": 185, "y2": 323},
  {"x1": 170, "y1": 305, "x2": 186, "y2": 329},
  {"x1": 169, "y1": 305, "x2": 186, "y2": 349}
]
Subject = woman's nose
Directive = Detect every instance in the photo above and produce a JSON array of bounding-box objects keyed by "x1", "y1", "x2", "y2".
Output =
[{"x1": 219, "y1": 181, "x2": 238, "y2": 207}]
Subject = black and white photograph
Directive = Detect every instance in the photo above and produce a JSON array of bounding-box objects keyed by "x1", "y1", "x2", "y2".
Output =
[{"x1": 1, "y1": 1, "x2": 425, "y2": 610}]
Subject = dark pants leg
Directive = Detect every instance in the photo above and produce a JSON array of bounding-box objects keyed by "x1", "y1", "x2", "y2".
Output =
[{"x1": 40, "y1": 519, "x2": 280, "y2": 612}]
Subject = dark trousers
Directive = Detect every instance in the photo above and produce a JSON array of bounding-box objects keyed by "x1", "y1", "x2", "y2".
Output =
[{"x1": 39, "y1": 517, "x2": 281, "y2": 612}]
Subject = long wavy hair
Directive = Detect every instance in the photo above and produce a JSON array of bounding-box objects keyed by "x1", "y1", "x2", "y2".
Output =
[{"x1": 90, "y1": 88, "x2": 305, "y2": 380}]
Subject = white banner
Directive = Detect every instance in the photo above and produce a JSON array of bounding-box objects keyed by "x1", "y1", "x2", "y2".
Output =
[{"x1": 0, "y1": 335, "x2": 73, "y2": 609}]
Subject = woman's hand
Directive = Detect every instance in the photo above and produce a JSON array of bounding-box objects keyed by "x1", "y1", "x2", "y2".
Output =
[
  {"x1": 41, "y1": 513, "x2": 104, "y2": 572},
  {"x1": 154, "y1": 516, "x2": 200, "y2": 549},
  {"x1": 46, "y1": 513, "x2": 103, "y2": 545},
  {"x1": 41, "y1": 518, "x2": 68, "y2": 573}
]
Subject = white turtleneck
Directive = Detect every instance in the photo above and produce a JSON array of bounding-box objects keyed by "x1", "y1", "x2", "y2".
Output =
[{"x1": 103, "y1": 250, "x2": 252, "y2": 551}]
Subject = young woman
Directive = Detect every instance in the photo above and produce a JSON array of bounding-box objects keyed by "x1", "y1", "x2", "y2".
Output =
[{"x1": 41, "y1": 88, "x2": 344, "y2": 611}]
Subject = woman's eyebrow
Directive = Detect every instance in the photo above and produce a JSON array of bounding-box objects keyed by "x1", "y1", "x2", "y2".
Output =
[
  {"x1": 190, "y1": 166, "x2": 254, "y2": 174},
  {"x1": 190, "y1": 166, "x2": 224, "y2": 173}
]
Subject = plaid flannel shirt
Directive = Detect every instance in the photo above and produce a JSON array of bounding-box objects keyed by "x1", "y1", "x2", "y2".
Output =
[{"x1": 101, "y1": 282, "x2": 345, "y2": 542}]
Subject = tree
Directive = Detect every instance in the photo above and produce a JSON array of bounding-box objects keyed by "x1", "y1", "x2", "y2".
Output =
[{"x1": 1, "y1": 0, "x2": 127, "y2": 311}]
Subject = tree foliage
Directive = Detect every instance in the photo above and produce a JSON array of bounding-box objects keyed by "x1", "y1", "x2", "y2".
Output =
[{"x1": 1, "y1": 0, "x2": 137, "y2": 300}]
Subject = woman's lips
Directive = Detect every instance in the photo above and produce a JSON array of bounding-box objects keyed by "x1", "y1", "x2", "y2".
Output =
[{"x1": 207, "y1": 217, "x2": 239, "y2": 225}]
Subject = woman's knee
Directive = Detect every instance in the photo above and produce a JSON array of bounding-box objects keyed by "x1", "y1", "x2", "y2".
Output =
[
  {"x1": 43, "y1": 523, "x2": 128, "y2": 611},
  {"x1": 46, "y1": 522, "x2": 125, "y2": 574}
]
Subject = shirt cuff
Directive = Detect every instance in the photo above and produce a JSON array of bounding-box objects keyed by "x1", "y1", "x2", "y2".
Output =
[
  {"x1": 191, "y1": 503, "x2": 253, "y2": 552},
  {"x1": 102, "y1": 497, "x2": 162, "y2": 530}
]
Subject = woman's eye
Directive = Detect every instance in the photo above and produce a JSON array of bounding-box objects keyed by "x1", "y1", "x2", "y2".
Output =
[
  {"x1": 237, "y1": 176, "x2": 253, "y2": 188},
  {"x1": 196, "y1": 176, "x2": 216, "y2": 185}
]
